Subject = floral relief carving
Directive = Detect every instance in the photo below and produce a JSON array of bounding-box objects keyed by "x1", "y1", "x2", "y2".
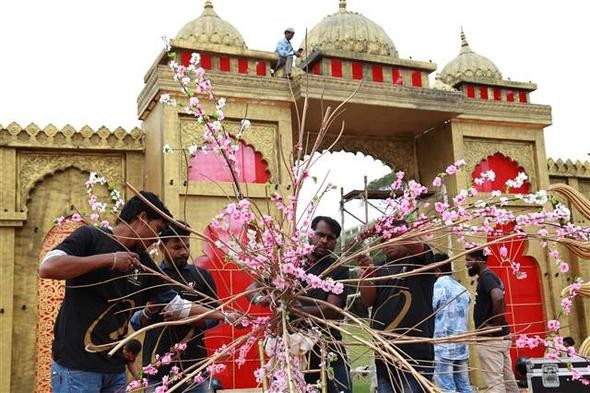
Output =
[
  {"x1": 311, "y1": 133, "x2": 416, "y2": 178},
  {"x1": 18, "y1": 152, "x2": 124, "y2": 208}
]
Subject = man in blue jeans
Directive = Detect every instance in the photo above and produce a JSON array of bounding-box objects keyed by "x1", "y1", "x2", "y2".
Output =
[
  {"x1": 40, "y1": 192, "x2": 235, "y2": 392},
  {"x1": 432, "y1": 253, "x2": 473, "y2": 392}
]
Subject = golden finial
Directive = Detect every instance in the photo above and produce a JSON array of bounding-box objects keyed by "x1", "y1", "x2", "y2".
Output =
[
  {"x1": 202, "y1": 0, "x2": 217, "y2": 16},
  {"x1": 339, "y1": 0, "x2": 347, "y2": 12}
]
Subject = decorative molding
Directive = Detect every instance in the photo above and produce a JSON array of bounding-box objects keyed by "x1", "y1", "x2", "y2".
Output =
[
  {"x1": 18, "y1": 151, "x2": 124, "y2": 208},
  {"x1": 547, "y1": 158, "x2": 590, "y2": 178},
  {"x1": 0, "y1": 122, "x2": 144, "y2": 151},
  {"x1": 311, "y1": 133, "x2": 417, "y2": 178},
  {"x1": 464, "y1": 138, "x2": 536, "y2": 189},
  {"x1": 180, "y1": 119, "x2": 278, "y2": 182}
]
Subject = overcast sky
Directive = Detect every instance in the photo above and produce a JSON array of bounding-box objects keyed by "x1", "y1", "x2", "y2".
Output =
[{"x1": 2, "y1": 0, "x2": 588, "y2": 227}]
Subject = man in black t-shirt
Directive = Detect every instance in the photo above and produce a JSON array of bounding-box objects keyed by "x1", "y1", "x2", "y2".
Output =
[
  {"x1": 297, "y1": 216, "x2": 351, "y2": 393},
  {"x1": 131, "y1": 222, "x2": 219, "y2": 393},
  {"x1": 248, "y1": 216, "x2": 351, "y2": 393},
  {"x1": 358, "y1": 222, "x2": 435, "y2": 393},
  {"x1": 39, "y1": 192, "x2": 233, "y2": 393},
  {"x1": 466, "y1": 249, "x2": 518, "y2": 393}
]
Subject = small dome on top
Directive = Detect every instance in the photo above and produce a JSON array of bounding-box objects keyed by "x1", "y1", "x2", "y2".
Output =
[
  {"x1": 301, "y1": 0, "x2": 398, "y2": 58},
  {"x1": 439, "y1": 29, "x2": 502, "y2": 86},
  {"x1": 176, "y1": 1, "x2": 246, "y2": 48}
]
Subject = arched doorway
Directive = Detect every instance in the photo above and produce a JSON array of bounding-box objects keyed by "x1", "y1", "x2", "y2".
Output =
[{"x1": 12, "y1": 167, "x2": 109, "y2": 392}]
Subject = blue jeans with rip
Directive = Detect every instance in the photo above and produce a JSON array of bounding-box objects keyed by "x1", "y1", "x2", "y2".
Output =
[
  {"x1": 434, "y1": 358, "x2": 473, "y2": 393},
  {"x1": 51, "y1": 361, "x2": 127, "y2": 393}
]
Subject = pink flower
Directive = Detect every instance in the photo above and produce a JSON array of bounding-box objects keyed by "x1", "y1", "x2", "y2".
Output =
[
  {"x1": 160, "y1": 353, "x2": 172, "y2": 365},
  {"x1": 173, "y1": 342, "x2": 187, "y2": 352},
  {"x1": 547, "y1": 319, "x2": 560, "y2": 332},
  {"x1": 194, "y1": 373, "x2": 205, "y2": 384},
  {"x1": 515, "y1": 335, "x2": 528, "y2": 348},
  {"x1": 558, "y1": 262, "x2": 569, "y2": 273},
  {"x1": 90, "y1": 213, "x2": 100, "y2": 221},
  {"x1": 432, "y1": 176, "x2": 442, "y2": 187},
  {"x1": 71, "y1": 213, "x2": 83, "y2": 222},
  {"x1": 445, "y1": 165, "x2": 458, "y2": 175},
  {"x1": 56, "y1": 216, "x2": 65, "y2": 225},
  {"x1": 499, "y1": 246, "x2": 508, "y2": 258}
]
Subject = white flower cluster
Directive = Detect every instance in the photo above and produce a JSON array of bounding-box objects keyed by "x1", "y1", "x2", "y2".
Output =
[
  {"x1": 159, "y1": 93, "x2": 177, "y2": 107},
  {"x1": 522, "y1": 190, "x2": 549, "y2": 205},
  {"x1": 505, "y1": 172, "x2": 528, "y2": 189}
]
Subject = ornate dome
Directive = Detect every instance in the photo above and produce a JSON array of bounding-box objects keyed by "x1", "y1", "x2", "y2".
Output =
[
  {"x1": 176, "y1": 1, "x2": 246, "y2": 48},
  {"x1": 301, "y1": 0, "x2": 398, "y2": 58},
  {"x1": 439, "y1": 30, "x2": 502, "y2": 86}
]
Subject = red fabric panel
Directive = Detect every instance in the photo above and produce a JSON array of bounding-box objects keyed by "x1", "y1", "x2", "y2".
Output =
[
  {"x1": 480, "y1": 86, "x2": 488, "y2": 100},
  {"x1": 180, "y1": 52, "x2": 191, "y2": 67},
  {"x1": 312, "y1": 62, "x2": 321, "y2": 75},
  {"x1": 493, "y1": 88, "x2": 502, "y2": 101},
  {"x1": 372, "y1": 64, "x2": 383, "y2": 82},
  {"x1": 507, "y1": 90, "x2": 514, "y2": 102},
  {"x1": 518, "y1": 91, "x2": 528, "y2": 103},
  {"x1": 466, "y1": 84, "x2": 475, "y2": 98},
  {"x1": 255, "y1": 61, "x2": 266, "y2": 76},
  {"x1": 219, "y1": 56, "x2": 230, "y2": 72},
  {"x1": 331, "y1": 59, "x2": 343, "y2": 77},
  {"x1": 411, "y1": 70, "x2": 422, "y2": 87},
  {"x1": 352, "y1": 61, "x2": 363, "y2": 80},
  {"x1": 238, "y1": 58, "x2": 248, "y2": 74},
  {"x1": 200, "y1": 225, "x2": 272, "y2": 389},
  {"x1": 201, "y1": 53, "x2": 212, "y2": 70},
  {"x1": 392, "y1": 68, "x2": 403, "y2": 85}
]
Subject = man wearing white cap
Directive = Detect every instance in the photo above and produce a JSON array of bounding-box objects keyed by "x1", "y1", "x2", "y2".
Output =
[{"x1": 272, "y1": 27, "x2": 303, "y2": 78}]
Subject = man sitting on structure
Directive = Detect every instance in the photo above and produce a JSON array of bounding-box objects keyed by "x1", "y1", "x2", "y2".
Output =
[{"x1": 271, "y1": 27, "x2": 303, "y2": 78}]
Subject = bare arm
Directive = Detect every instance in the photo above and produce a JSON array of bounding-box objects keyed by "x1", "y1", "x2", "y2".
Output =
[
  {"x1": 127, "y1": 361, "x2": 140, "y2": 380},
  {"x1": 39, "y1": 251, "x2": 139, "y2": 280},
  {"x1": 358, "y1": 254, "x2": 377, "y2": 308},
  {"x1": 298, "y1": 294, "x2": 345, "y2": 320}
]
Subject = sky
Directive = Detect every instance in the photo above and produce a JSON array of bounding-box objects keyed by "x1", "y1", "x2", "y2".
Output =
[{"x1": 1, "y1": 0, "x2": 588, "y2": 227}]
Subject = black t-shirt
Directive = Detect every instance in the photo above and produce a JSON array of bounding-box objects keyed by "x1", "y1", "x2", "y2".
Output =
[
  {"x1": 300, "y1": 257, "x2": 349, "y2": 340},
  {"x1": 474, "y1": 270, "x2": 510, "y2": 337},
  {"x1": 142, "y1": 262, "x2": 219, "y2": 380},
  {"x1": 371, "y1": 245, "x2": 435, "y2": 364},
  {"x1": 52, "y1": 225, "x2": 175, "y2": 373}
]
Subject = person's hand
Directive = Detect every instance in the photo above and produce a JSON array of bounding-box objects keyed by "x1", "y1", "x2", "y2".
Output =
[
  {"x1": 356, "y1": 224, "x2": 374, "y2": 241},
  {"x1": 382, "y1": 243, "x2": 410, "y2": 261},
  {"x1": 143, "y1": 301, "x2": 158, "y2": 320},
  {"x1": 224, "y1": 312, "x2": 244, "y2": 326},
  {"x1": 357, "y1": 254, "x2": 375, "y2": 278},
  {"x1": 252, "y1": 294, "x2": 271, "y2": 307},
  {"x1": 111, "y1": 252, "x2": 140, "y2": 272}
]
